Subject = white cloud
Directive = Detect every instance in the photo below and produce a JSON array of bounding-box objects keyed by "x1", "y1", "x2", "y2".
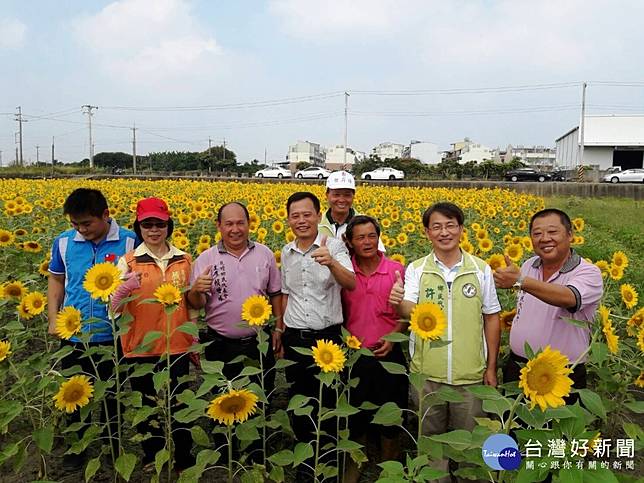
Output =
[
  {"x1": 73, "y1": 0, "x2": 223, "y2": 84},
  {"x1": 0, "y1": 18, "x2": 26, "y2": 49}
]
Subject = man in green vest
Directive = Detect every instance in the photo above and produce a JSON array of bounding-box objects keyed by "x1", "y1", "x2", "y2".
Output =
[{"x1": 389, "y1": 201, "x2": 501, "y2": 483}]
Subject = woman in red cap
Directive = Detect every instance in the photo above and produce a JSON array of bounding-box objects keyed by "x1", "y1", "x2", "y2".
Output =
[{"x1": 111, "y1": 197, "x2": 196, "y2": 472}]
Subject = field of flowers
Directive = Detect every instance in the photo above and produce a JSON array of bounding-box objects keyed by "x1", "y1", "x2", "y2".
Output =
[{"x1": 0, "y1": 178, "x2": 642, "y2": 482}]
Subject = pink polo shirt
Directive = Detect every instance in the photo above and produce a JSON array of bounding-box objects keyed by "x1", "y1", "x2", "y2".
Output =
[
  {"x1": 190, "y1": 241, "x2": 281, "y2": 338},
  {"x1": 510, "y1": 252, "x2": 603, "y2": 362},
  {"x1": 342, "y1": 253, "x2": 404, "y2": 349}
]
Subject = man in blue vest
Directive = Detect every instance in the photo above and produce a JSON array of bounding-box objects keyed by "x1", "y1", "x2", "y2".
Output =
[{"x1": 48, "y1": 188, "x2": 138, "y2": 470}]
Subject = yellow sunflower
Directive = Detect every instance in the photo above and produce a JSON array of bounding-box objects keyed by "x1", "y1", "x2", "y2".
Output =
[
  {"x1": 271, "y1": 220, "x2": 284, "y2": 234},
  {"x1": 83, "y1": 262, "x2": 122, "y2": 302},
  {"x1": 626, "y1": 307, "x2": 644, "y2": 336},
  {"x1": 154, "y1": 283, "x2": 182, "y2": 306},
  {"x1": 17, "y1": 299, "x2": 34, "y2": 320},
  {"x1": 597, "y1": 305, "x2": 611, "y2": 329},
  {"x1": 609, "y1": 264, "x2": 624, "y2": 281},
  {"x1": 572, "y1": 217, "x2": 585, "y2": 232},
  {"x1": 487, "y1": 254, "x2": 507, "y2": 271},
  {"x1": 460, "y1": 240, "x2": 474, "y2": 254},
  {"x1": 478, "y1": 238, "x2": 493, "y2": 253},
  {"x1": 3, "y1": 281, "x2": 28, "y2": 299},
  {"x1": 56, "y1": 306, "x2": 83, "y2": 339},
  {"x1": 38, "y1": 258, "x2": 50, "y2": 277},
  {"x1": 0, "y1": 340, "x2": 11, "y2": 361},
  {"x1": 409, "y1": 302, "x2": 446, "y2": 341},
  {"x1": 312, "y1": 339, "x2": 346, "y2": 373},
  {"x1": 519, "y1": 346, "x2": 573, "y2": 411},
  {"x1": 620, "y1": 284, "x2": 639, "y2": 310},
  {"x1": 0, "y1": 229, "x2": 15, "y2": 246},
  {"x1": 638, "y1": 327, "x2": 644, "y2": 353},
  {"x1": 499, "y1": 308, "x2": 516, "y2": 332},
  {"x1": 635, "y1": 372, "x2": 644, "y2": 389},
  {"x1": 595, "y1": 260, "x2": 609, "y2": 278},
  {"x1": 173, "y1": 236, "x2": 190, "y2": 250},
  {"x1": 53, "y1": 375, "x2": 94, "y2": 413},
  {"x1": 22, "y1": 291, "x2": 46, "y2": 315},
  {"x1": 521, "y1": 237, "x2": 533, "y2": 252},
  {"x1": 396, "y1": 233, "x2": 408, "y2": 245},
  {"x1": 602, "y1": 322, "x2": 619, "y2": 354},
  {"x1": 611, "y1": 251, "x2": 629, "y2": 270},
  {"x1": 240, "y1": 295, "x2": 272, "y2": 326},
  {"x1": 390, "y1": 253, "x2": 406, "y2": 266},
  {"x1": 206, "y1": 388, "x2": 259, "y2": 425},
  {"x1": 345, "y1": 335, "x2": 362, "y2": 350},
  {"x1": 22, "y1": 240, "x2": 42, "y2": 253}
]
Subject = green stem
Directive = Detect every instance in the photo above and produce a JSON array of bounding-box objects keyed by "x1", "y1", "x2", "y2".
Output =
[
  {"x1": 110, "y1": 312, "x2": 123, "y2": 458},
  {"x1": 257, "y1": 328, "x2": 267, "y2": 467},
  {"x1": 227, "y1": 425, "x2": 233, "y2": 483},
  {"x1": 8, "y1": 359, "x2": 37, "y2": 430},
  {"x1": 313, "y1": 378, "x2": 324, "y2": 483},
  {"x1": 502, "y1": 393, "x2": 524, "y2": 433},
  {"x1": 416, "y1": 339, "x2": 425, "y2": 451},
  {"x1": 165, "y1": 309, "x2": 173, "y2": 480}
]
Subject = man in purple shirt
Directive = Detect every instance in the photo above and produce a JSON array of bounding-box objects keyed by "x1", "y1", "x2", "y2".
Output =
[
  {"x1": 187, "y1": 202, "x2": 282, "y2": 386},
  {"x1": 494, "y1": 208, "x2": 603, "y2": 398}
]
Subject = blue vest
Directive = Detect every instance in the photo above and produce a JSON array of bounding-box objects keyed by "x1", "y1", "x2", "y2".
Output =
[{"x1": 51, "y1": 220, "x2": 137, "y2": 343}]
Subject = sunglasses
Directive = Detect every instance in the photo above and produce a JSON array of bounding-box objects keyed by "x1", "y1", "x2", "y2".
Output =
[{"x1": 140, "y1": 221, "x2": 168, "y2": 229}]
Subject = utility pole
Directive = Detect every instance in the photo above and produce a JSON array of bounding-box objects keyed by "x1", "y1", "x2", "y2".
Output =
[
  {"x1": 82, "y1": 105, "x2": 98, "y2": 169},
  {"x1": 264, "y1": 147, "x2": 267, "y2": 165},
  {"x1": 208, "y1": 137, "x2": 212, "y2": 173},
  {"x1": 0, "y1": 150, "x2": 3, "y2": 167},
  {"x1": 223, "y1": 138, "x2": 226, "y2": 163},
  {"x1": 132, "y1": 123, "x2": 137, "y2": 174},
  {"x1": 35, "y1": 145, "x2": 40, "y2": 164},
  {"x1": 51, "y1": 137, "x2": 55, "y2": 177},
  {"x1": 15, "y1": 106, "x2": 25, "y2": 166},
  {"x1": 343, "y1": 91, "x2": 350, "y2": 169},
  {"x1": 578, "y1": 82, "x2": 587, "y2": 168}
]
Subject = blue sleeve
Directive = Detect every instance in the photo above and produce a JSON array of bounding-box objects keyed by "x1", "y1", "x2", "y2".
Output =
[{"x1": 49, "y1": 237, "x2": 65, "y2": 274}]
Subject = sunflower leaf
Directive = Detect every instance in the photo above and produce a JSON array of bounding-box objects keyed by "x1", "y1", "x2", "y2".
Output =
[
  {"x1": 379, "y1": 361, "x2": 408, "y2": 375},
  {"x1": 523, "y1": 341, "x2": 535, "y2": 359},
  {"x1": 32, "y1": 425, "x2": 53, "y2": 454},
  {"x1": 381, "y1": 332, "x2": 409, "y2": 343},
  {"x1": 292, "y1": 346, "x2": 313, "y2": 356},
  {"x1": 623, "y1": 400, "x2": 644, "y2": 414},
  {"x1": 114, "y1": 452, "x2": 137, "y2": 481},
  {"x1": 372, "y1": 402, "x2": 403, "y2": 426},
  {"x1": 428, "y1": 429, "x2": 472, "y2": 451},
  {"x1": 154, "y1": 448, "x2": 169, "y2": 475},
  {"x1": 578, "y1": 389, "x2": 606, "y2": 419},
  {"x1": 175, "y1": 322, "x2": 199, "y2": 337},
  {"x1": 465, "y1": 385, "x2": 504, "y2": 400},
  {"x1": 268, "y1": 449, "x2": 294, "y2": 466},
  {"x1": 190, "y1": 425, "x2": 211, "y2": 446},
  {"x1": 293, "y1": 442, "x2": 314, "y2": 467},
  {"x1": 560, "y1": 317, "x2": 589, "y2": 329},
  {"x1": 274, "y1": 358, "x2": 297, "y2": 369},
  {"x1": 84, "y1": 456, "x2": 101, "y2": 482}
]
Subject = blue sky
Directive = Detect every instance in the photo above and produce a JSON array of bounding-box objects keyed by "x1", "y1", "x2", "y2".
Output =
[{"x1": 2, "y1": 0, "x2": 644, "y2": 164}]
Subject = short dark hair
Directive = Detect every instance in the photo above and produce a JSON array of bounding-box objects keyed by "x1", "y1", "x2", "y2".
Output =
[
  {"x1": 286, "y1": 192, "x2": 320, "y2": 214},
  {"x1": 63, "y1": 188, "x2": 108, "y2": 218},
  {"x1": 217, "y1": 202, "x2": 250, "y2": 223},
  {"x1": 529, "y1": 208, "x2": 572, "y2": 233},
  {"x1": 133, "y1": 218, "x2": 174, "y2": 239},
  {"x1": 345, "y1": 215, "x2": 381, "y2": 241},
  {"x1": 422, "y1": 202, "x2": 464, "y2": 228}
]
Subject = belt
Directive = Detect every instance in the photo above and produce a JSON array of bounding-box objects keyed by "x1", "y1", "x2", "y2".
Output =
[
  {"x1": 206, "y1": 326, "x2": 258, "y2": 344},
  {"x1": 285, "y1": 325, "x2": 341, "y2": 339}
]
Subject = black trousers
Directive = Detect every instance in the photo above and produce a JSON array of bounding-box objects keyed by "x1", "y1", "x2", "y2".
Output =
[
  {"x1": 127, "y1": 354, "x2": 195, "y2": 469},
  {"x1": 60, "y1": 339, "x2": 122, "y2": 450},
  {"x1": 282, "y1": 325, "x2": 342, "y2": 467},
  {"x1": 203, "y1": 327, "x2": 276, "y2": 462},
  {"x1": 503, "y1": 351, "x2": 587, "y2": 406}
]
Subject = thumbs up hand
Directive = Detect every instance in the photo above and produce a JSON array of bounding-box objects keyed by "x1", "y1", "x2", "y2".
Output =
[
  {"x1": 492, "y1": 254, "x2": 521, "y2": 289},
  {"x1": 191, "y1": 265, "x2": 213, "y2": 294},
  {"x1": 310, "y1": 235, "x2": 333, "y2": 266},
  {"x1": 388, "y1": 270, "x2": 405, "y2": 306}
]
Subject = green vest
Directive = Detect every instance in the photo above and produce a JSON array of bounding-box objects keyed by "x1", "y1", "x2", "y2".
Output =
[{"x1": 410, "y1": 251, "x2": 488, "y2": 385}]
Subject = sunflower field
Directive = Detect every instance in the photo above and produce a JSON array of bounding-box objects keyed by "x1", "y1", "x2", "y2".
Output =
[{"x1": 0, "y1": 178, "x2": 642, "y2": 482}]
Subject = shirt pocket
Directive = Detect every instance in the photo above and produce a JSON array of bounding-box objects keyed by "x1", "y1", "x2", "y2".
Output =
[{"x1": 251, "y1": 261, "x2": 271, "y2": 293}]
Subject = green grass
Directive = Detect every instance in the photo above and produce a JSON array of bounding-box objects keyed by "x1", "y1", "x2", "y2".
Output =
[{"x1": 546, "y1": 196, "x2": 643, "y2": 289}]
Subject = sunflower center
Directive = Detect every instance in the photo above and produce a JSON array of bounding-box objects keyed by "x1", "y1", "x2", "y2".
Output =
[
  {"x1": 95, "y1": 275, "x2": 113, "y2": 290},
  {"x1": 221, "y1": 396, "x2": 245, "y2": 414},
  {"x1": 6, "y1": 287, "x2": 20, "y2": 297},
  {"x1": 418, "y1": 315, "x2": 437, "y2": 332},
  {"x1": 320, "y1": 350, "x2": 334, "y2": 364},
  {"x1": 64, "y1": 384, "x2": 84, "y2": 402},
  {"x1": 527, "y1": 363, "x2": 556, "y2": 395},
  {"x1": 250, "y1": 304, "x2": 264, "y2": 318}
]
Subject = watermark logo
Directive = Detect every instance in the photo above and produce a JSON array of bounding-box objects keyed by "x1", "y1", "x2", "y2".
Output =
[{"x1": 482, "y1": 434, "x2": 522, "y2": 471}]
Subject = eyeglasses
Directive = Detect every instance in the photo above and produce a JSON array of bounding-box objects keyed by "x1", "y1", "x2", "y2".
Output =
[
  {"x1": 429, "y1": 223, "x2": 460, "y2": 233},
  {"x1": 140, "y1": 221, "x2": 168, "y2": 229}
]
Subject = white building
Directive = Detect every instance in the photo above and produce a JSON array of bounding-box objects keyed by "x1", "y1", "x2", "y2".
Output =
[
  {"x1": 325, "y1": 145, "x2": 365, "y2": 171},
  {"x1": 506, "y1": 145, "x2": 557, "y2": 167},
  {"x1": 459, "y1": 142, "x2": 493, "y2": 163},
  {"x1": 372, "y1": 142, "x2": 406, "y2": 160},
  {"x1": 286, "y1": 141, "x2": 326, "y2": 170},
  {"x1": 407, "y1": 141, "x2": 441, "y2": 164},
  {"x1": 556, "y1": 115, "x2": 644, "y2": 170}
]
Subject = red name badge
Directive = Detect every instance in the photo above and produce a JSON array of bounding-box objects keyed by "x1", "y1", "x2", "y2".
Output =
[{"x1": 105, "y1": 253, "x2": 116, "y2": 262}]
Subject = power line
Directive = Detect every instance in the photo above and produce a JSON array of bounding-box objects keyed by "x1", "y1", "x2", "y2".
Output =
[{"x1": 349, "y1": 82, "x2": 581, "y2": 96}]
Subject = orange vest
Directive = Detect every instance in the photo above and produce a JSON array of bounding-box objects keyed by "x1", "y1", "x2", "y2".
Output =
[{"x1": 120, "y1": 251, "x2": 194, "y2": 357}]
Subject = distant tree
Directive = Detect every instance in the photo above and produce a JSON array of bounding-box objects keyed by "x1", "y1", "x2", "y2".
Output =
[
  {"x1": 94, "y1": 152, "x2": 133, "y2": 170},
  {"x1": 296, "y1": 161, "x2": 312, "y2": 171},
  {"x1": 199, "y1": 146, "x2": 237, "y2": 172}
]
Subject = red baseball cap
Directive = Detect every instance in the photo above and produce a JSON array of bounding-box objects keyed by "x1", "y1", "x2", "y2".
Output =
[{"x1": 136, "y1": 197, "x2": 170, "y2": 221}]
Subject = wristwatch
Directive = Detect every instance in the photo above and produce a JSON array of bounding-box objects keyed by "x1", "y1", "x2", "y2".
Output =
[{"x1": 513, "y1": 274, "x2": 525, "y2": 290}]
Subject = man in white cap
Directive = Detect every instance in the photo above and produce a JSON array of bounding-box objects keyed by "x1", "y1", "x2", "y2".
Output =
[{"x1": 320, "y1": 170, "x2": 385, "y2": 251}]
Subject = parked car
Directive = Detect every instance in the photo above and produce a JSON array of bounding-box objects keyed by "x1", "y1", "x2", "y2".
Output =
[
  {"x1": 254, "y1": 166, "x2": 292, "y2": 179},
  {"x1": 294, "y1": 166, "x2": 332, "y2": 179},
  {"x1": 601, "y1": 168, "x2": 644, "y2": 183},
  {"x1": 551, "y1": 168, "x2": 574, "y2": 182},
  {"x1": 504, "y1": 168, "x2": 552, "y2": 182},
  {"x1": 360, "y1": 167, "x2": 405, "y2": 180}
]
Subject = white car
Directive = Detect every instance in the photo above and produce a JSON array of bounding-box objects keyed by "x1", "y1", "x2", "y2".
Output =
[
  {"x1": 360, "y1": 167, "x2": 405, "y2": 180},
  {"x1": 602, "y1": 169, "x2": 644, "y2": 183},
  {"x1": 295, "y1": 166, "x2": 332, "y2": 179},
  {"x1": 254, "y1": 167, "x2": 292, "y2": 179}
]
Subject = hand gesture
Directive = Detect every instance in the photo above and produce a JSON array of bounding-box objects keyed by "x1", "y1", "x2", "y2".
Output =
[
  {"x1": 373, "y1": 339, "x2": 393, "y2": 358},
  {"x1": 191, "y1": 266, "x2": 212, "y2": 294},
  {"x1": 388, "y1": 270, "x2": 404, "y2": 306},
  {"x1": 492, "y1": 255, "x2": 521, "y2": 289},
  {"x1": 310, "y1": 236, "x2": 333, "y2": 266}
]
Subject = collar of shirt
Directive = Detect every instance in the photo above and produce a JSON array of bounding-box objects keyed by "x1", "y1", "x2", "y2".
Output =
[
  {"x1": 287, "y1": 232, "x2": 325, "y2": 255},
  {"x1": 325, "y1": 207, "x2": 355, "y2": 228},
  {"x1": 432, "y1": 250, "x2": 464, "y2": 277},
  {"x1": 73, "y1": 218, "x2": 120, "y2": 243},
  {"x1": 352, "y1": 252, "x2": 388, "y2": 276},
  {"x1": 531, "y1": 249, "x2": 581, "y2": 274},
  {"x1": 216, "y1": 239, "x2": 255, "y2": 258},
  {"x1": 133, "y1": 241, "x2": 186, "y2": 261}
]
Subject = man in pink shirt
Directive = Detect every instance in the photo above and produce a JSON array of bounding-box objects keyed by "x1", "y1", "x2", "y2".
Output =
[
  {"x1": 341, "y1": 215, "x2": 408, "y2": 483},
  {"x1": 494, "y1": 208, "x2": 603, "y2": 400}
]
